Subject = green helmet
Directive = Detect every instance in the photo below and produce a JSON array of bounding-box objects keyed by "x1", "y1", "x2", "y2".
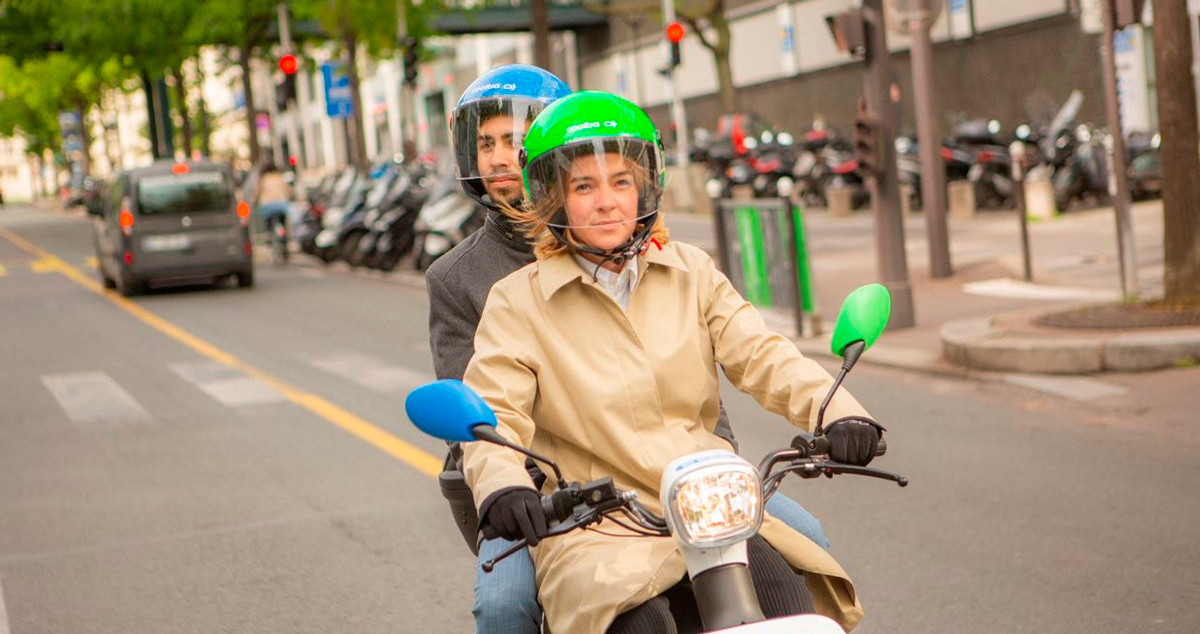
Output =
[{"x1": 520, "y1": 91, "x2": 665, "y2": 263}]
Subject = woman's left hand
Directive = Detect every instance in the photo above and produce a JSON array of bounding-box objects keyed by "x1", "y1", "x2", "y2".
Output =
[{"x1": 824, "y1": 418, "x2": 883, "y2": 466}]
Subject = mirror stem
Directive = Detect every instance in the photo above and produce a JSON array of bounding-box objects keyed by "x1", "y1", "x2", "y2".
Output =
[
  {"x1": 815, "y1": 340, "x2": 865, "y2": 436},
  {"x1": 471, "y1": 425, "x2": 567, "y2": 489}
]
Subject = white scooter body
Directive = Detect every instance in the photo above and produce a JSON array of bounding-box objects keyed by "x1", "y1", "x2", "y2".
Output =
[{"x1": 660, "y1": 450, "x2": 846, "y2": 634}]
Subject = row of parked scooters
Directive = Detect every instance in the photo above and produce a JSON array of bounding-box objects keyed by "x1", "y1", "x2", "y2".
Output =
[
  {"x1": 694, "y1": 91, "x2": 1162, "y2": 213},
  {"x1": 294, "y1": 155, "x2": 483, "y2": 272}
]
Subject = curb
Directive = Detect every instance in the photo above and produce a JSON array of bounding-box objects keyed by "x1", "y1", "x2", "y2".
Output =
[{"x1": 939, "y1": 316, "x2": 1200, "y2": 374}]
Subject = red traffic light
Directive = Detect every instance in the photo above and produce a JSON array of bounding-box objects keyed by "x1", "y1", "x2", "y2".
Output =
[
  {"x1": 666, "y1": 22, "x2": 685, "y2": 43},
  {"x1": 278, "y1": 54, "x2": 299, "y2": 75}
]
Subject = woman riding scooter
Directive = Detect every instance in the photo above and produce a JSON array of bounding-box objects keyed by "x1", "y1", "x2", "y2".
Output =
[
  {"x1": 431, "y1": 68, "x2": 840, "y2": 634},
  {"x1": 460, "y1": 92, "x2": 882, "y2": 633}
]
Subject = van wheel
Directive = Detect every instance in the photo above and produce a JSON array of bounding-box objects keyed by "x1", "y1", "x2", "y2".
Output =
[
  {"x1": 116, "y1": 269, "x2": 141, "y2": 297},
  {"x1": 98, "y1": 265, "x2": 116, "y2": 290},
  {"x1": 236, "y1": 269, "x2": 255, "y2": 288}
]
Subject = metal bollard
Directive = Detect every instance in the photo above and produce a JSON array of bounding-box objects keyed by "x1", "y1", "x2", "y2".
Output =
[{"x1": 1009, "y1": 141, "x2": 1032, "y2": 282}]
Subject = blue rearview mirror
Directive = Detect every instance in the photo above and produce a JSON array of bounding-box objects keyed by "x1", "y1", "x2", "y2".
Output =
[{"x1": 404, "y1": 380, "x2": 497, "y2": 442}]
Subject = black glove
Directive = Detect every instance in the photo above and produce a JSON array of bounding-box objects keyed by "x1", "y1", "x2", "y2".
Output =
[
  {"x1": 825, "y1": 417, "x2": 882, "y2": 466},
  {"x1": 481, "y1": 487, "x2": 548, "y2": 546}
]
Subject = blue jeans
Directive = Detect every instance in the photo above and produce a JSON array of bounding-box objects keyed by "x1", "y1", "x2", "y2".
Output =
[{"x1": 472, "y1": 493, "x2": 827, "y2": 634}]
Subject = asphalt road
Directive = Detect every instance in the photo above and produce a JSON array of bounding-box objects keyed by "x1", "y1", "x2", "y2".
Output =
[{"x1": 1, "y1": 203, "x2": 1197, "y2": 633}]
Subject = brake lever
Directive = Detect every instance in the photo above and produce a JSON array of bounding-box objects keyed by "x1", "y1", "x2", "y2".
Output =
[{"x1": 815, "y1": 461, "x2": 908, "y2": 487}]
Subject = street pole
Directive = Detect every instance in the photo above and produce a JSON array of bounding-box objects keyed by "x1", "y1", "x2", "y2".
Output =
[
  {"x1": 862, "y1": 0, "x2": 915, "y2": 328},
  {"x1": 277, "y1": 3, "x2": 305, "y2": 170},
  {"x1": 907, "y1": 0, "x2": 952, "y2": 278},
  {"x1": 397, "y1": 0, "x2": 418, "y2": 162},
  {"x1": 1010, "y1": 141, "x2": 1033, "y2": 282},
  {"x1": 1100, "y1": 0, "x2": 1140, "y2": 301},
  {"x1": 660, "y1": 0, "x2": 690, "y2": 168}
]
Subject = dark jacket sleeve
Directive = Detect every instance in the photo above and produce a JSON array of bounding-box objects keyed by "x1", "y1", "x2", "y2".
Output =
[
  {"x1": 714, "y1": 400, "x2": 738, "y2": 452},
  {"x1": 427, "y1": 271, "x2": 479, "y2": 381}
]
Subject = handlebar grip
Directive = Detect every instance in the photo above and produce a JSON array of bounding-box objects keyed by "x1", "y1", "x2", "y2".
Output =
[
  {"x1": 806, "y1": 435, "x2": 887, "y2": 457},
  {"x1": 480, "y1": 489, "x2": 576, "y2": 542}
]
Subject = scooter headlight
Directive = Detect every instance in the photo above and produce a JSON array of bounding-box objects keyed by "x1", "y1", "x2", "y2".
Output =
[{"x1": 662, "y1": 451, "x2": 763, "y2": 549}]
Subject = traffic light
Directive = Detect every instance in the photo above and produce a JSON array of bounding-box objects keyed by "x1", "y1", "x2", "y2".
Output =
[
  {"x1": 853, "y1": 98, "x2": 882, "y2": 177},
  {"x1": 402, "y1": 37, "x2": 419, "y2": 86},
  {"x1": 275, "y1": 76, "x2": 297, "y2": 111},
  {"x1": 278, "y1": 54, "x2": 299, "y2": 75},
  {"x1": 665, "y1": 22, "x2": 685, "y2": 69}
]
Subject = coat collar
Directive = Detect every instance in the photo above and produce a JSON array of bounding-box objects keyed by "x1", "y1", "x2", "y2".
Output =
[{"x1": 537, "y1": 240, "x2": 689, "y2": 301}]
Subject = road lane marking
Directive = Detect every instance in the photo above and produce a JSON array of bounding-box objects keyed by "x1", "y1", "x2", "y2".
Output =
[
  {"x1": 41, "y1": 371, "x2": 153, "y2": 427},
  {"x1": 307, "y1": 353, "x2": 433, "y2": 392},
  {"x1": 0, "y1": 263, "x2": 6, "y2": 277},
  {"x1": 86, "y1": 256, "x2": 98, "y2": 269},
  {"x1": 0, "y1": 225, "x2": 441, "y2": 477},
  {"x1": 169, "y1": 361, "x2": 286, "y2": 407},
  {"x1": 30, "y1": 257, "x2": 59, "y2": 273},
  {"x1": 0, "y1": 574, "x2": 10, "y2": 634}
]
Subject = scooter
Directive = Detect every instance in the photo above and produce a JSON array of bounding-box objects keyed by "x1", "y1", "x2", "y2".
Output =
[
  {"x1": 361, "y1": 168, "x2": 432, "y2": 271},
  {"x1": 405, "y1": 284, "x2": 906, "y2": 634},
  {"x1": 337, "y1": 168, "x2": 400, "y2": 267},
  {"x1": 410, "y1": 175, "x2": 483, "y2": 272}
]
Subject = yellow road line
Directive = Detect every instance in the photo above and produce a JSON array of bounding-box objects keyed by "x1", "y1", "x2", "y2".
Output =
[
  {"x1": 0, "y1": 263, "x2": 5, "y2": 277},
  {"x1": 86, "y1": 257, "x2": 98, "y2": 269},
  {"x1": 0, "y1": 225, "x2": 441, "y2": 478}
]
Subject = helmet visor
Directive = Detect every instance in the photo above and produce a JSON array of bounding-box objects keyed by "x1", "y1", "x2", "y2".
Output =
[
  {"x1": 454, "y1": 98, "x2": 544, "y2": 206},
  {"x1": 527, "y1": 137, "x2": 660, "y2": 251}
]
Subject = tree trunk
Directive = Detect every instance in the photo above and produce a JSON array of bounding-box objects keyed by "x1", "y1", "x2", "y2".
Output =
[
  {"x1": 142, "y1": 73, "x2": 162, "y2": 159},
  {"x1": 1152, "y1": 0, "x2": 1200, "y2": 306},
  {"x1": 74, "y1": 97, "x2": 92, "y2": 177},
  {"x1": 172, "y1": 66, "x2": 194, "y2": 160},
  {"x1": 343, "y1": 27, "x2": 369, "y2": 174},
  {"x1": 532, "y1": 0, "x2": 552, "y2": 70},
  {"x1": 193, "y1": 60, "x2": 212, "y2": 158},
  {"x1": 238, "y1": 46, "x2": 262, "y2": 163},
  {"x1": 711, "y1": 12, "x2": 737, "y2": 114}
]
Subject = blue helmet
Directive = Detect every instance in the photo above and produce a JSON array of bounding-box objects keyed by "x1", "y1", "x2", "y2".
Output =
[{"x1": 452, "y1": 65, "x2": 572, "y2": 210}]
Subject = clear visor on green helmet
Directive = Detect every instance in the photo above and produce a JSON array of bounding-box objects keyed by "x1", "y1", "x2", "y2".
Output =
[{"x1": 525, "y1": 136, "x2": 661, "y2": 231}]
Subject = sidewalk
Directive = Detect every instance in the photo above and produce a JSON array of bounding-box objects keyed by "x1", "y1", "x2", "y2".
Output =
[{"x1": 667, "y1": 199, "x2": 1200, "y2": 388}]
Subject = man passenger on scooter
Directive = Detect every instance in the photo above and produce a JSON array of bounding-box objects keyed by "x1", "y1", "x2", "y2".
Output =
[{"x1": 426, "y1": 69, "x2": 840, "y2": 634}]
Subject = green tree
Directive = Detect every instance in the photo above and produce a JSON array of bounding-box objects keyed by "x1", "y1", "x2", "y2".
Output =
[{"x1": 187, "y1": 0, "x2": 283, "y2": 163}]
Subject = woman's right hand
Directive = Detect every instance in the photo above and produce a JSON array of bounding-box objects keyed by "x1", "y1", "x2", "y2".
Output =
[{"x1": 482, "y1": 487, "x2": 549, "y2": 545}]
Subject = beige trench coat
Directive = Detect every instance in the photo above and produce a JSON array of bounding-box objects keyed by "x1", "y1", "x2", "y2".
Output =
[{"x1": 462, "y1": 241, "x2": 871, "y2": 634}]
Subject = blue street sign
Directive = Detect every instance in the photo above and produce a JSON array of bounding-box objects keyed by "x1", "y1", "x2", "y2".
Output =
[{"x1": 321, "y1": 62, "x2": 355, "y2": 119}]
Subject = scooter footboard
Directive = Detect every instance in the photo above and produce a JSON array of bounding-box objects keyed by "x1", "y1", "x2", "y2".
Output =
[{"x1": 709, "y1": 614, "x2": 844, "y2": 633}]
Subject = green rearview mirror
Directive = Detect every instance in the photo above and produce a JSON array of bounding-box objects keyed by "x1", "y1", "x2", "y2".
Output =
[{"x1": 830, "y1": 283, "x2": 892, "y2": 357}]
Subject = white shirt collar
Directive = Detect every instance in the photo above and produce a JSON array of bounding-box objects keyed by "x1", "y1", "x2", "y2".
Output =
[{"x1": 573, "y1": 254, "x2": 640, "y2": 311}]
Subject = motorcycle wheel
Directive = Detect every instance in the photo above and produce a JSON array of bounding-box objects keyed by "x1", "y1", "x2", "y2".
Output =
[{"x1": 338, "y1": 229, "x2": 368, "y2": 267}]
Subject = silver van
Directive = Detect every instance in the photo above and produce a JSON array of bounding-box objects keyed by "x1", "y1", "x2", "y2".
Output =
[{"x1": 89, "y1": 161, "x2": 254, "y2": 296}]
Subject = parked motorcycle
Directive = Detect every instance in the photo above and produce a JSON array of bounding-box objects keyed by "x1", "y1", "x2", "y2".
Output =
[
  {"x1": 311, "y1": 170, "x2": 368, "y2": 263},
  {"x1": 411, "y1": 175, "x2": 484, "y2": 272},
  {"x1": 358, "y1": 165, "x2": 433, "y2": 271},
  {"x1": 298, "y1": 168, "x2": 358, "y2": 260},
  {"x1": 337, "y1": 168, "x2": 400, "y2": 267},
  {"x1": 405, "y1": 284, "x2": 905, "y2": 634},
  {"x1": 1053, "y1": 124, "x2": 1111, "y2": 212}
]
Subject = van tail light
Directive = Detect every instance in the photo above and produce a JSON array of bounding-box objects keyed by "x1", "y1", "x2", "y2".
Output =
[
  {"x1": 119, "y1": 208, "x2": 134, "y2": 237},
  {"x1": 236, "y1": 201, "x2": 251, "y2": 226},
  {"x1": 123, "y1": 251, "x2": 134, "y2": 265}
]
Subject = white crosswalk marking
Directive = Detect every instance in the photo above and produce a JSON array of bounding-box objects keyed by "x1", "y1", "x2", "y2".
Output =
[
  {"x1": 169, "y1": 361, "x2": 286, "y2": 407},
  {"x1": 40, "y1": 371, "x2": 151, "y2": 427},
  {"x1": 307, "y1": 353, "x2": 432, "y2": 392}
]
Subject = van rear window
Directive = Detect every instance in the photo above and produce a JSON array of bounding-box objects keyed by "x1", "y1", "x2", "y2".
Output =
[{"x1": 137, "y1": 172, "x2": 232, "y2": 215}]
